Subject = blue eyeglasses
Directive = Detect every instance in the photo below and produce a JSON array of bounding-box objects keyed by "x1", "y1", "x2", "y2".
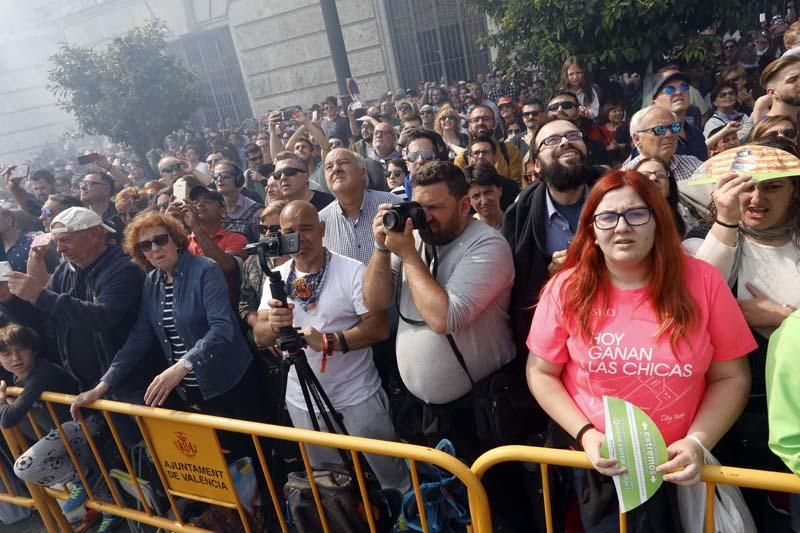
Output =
[
  {"x1": 661, "y1": 82, "x2": 690, "y2": 96},
  {"x1": 639, "y1": 122, "x2": 682, "y2": 137}
]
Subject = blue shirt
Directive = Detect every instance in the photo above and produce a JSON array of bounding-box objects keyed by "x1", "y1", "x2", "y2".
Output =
[
  {"x1": 544, "y1": 187, "x2": 587, "y2": 256},
  {"x1": 0, "y1": 233, "x2": 33, "y2": 273}
]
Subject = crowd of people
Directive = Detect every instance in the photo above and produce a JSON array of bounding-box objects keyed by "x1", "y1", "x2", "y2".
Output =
[{"x1": 0, "y1": 14, "x2": 799, "y2": 533}]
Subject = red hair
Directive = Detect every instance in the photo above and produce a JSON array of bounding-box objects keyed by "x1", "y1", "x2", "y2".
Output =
[{"x1": 558, "y1": 170, "x2": 698, "y2": 350}]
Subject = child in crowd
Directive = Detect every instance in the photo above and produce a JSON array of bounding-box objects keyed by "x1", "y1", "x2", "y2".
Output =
[{"x1": 0, "y1": 324, "x2": 96, "y2": 521}]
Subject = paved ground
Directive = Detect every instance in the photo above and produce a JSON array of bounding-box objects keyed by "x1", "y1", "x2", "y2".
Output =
[{"x1": 5, "y1": 513, "x2": 44, "y2": 532}]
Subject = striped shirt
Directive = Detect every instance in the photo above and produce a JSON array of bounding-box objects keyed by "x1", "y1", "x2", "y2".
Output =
[
  {"x1": 622, "y1": 153, "x2": 702, "y2": 182},
  {"x1": 319, "y1": 189, "x2": 401, "y2": 265},
  {"x1": 163, "y1": 283, "x2": 198, "y2": 388}
]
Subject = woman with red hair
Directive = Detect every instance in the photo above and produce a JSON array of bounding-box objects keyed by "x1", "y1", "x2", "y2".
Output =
[{"x1": 527, "y1": 170, "x2": 754, "y2": 530}]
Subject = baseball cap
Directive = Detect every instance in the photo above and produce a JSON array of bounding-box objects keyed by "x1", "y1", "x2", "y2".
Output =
[
  {"x1": 497, "y1": 96, "x2": 514, "y2": 106},
  {"x1": 51, "y1": 207, "x2": 116, "y2": 234},
  {"x1": 189, "y1": 185, "x2": 225, "y2": 206},
  {"x1": 652, "y1": 71, "x2": 691, "y2": 99},
  {"x1": 419, "y1": 104, "x2": 435, "y2": 113}
]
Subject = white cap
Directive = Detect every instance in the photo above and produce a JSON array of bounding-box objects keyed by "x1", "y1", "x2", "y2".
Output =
[{"x1": 51, "y1": 207, "x2": 116, "y2": 234}]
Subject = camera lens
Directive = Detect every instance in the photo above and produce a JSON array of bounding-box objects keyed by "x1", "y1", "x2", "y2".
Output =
[{"x1": 382, "y1": 211, "x2": 402, "y2": 231}]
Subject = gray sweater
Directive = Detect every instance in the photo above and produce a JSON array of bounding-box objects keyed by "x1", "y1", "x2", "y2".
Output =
[{"x1": 393, "y1": 220, "x2": 516, "y2": 404}]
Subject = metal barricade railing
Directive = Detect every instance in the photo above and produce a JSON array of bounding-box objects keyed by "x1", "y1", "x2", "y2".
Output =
[
  {"x1": 471, "y1": 444, "x2": 800, "y2": 533},
  {"x1": 1, "y1": 387, "x2": 492, "y2": 533}
]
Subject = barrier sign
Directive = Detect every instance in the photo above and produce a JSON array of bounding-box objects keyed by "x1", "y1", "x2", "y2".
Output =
[
  {"x1": 600, "y1": 396, "x2": 668, "y2": 512},
  {"x1": 142, "y1": 418, "x2": 236, "y2": 503}
]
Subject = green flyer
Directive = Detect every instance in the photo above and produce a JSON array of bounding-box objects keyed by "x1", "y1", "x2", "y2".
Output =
[{"x1": 600, "y1": 396, "x2": 669, "y2": 512}]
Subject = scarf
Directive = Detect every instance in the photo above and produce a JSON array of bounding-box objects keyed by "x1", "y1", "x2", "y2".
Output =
[
  {"x1": 286, "y1": 248, "x2": 332, "y2": 312},
  {"x1": 728, "y1": 216, "x2": 797, "y2": 287}
]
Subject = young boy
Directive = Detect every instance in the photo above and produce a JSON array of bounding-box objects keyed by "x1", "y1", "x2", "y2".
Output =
[{"x1": 0, "y1": 324, "x2": 94, "y2": 520}]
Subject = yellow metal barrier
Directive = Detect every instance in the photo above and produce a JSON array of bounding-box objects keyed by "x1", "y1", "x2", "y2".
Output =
[
  {"x1": 1, "y1": 387, "x2": 492, "y2": 533},
  {"x1": 471, "y1": 444, "x2": 800, "y2": 533}
]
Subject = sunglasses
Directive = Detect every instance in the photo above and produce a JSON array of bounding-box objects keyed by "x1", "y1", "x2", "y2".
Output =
[
  {"x1": 641, "y1": 170, "x2": 670, "y2": 180},
  {"x1": 661, "y1": 82, "x2": 690, "y2": 96},
  {"x1": 160, "y1": 165, "x2": 181, "y2": 174},
  {"x1": 522, "y1": 110, "x2": 541, "y2": 117},
  {"x1": 421, "y1": 110, "x2": 435, "y2": 115},
  {"x1": 547, "y1": 101, "x2": 576, "y2": 112},
  {"x1": 639, "y1": 121, "x2": 682, "y2": 136},
  {"x1": 215, "y1": 171, "x2": 241, "y2": 181},
  {"x1": 274, "y1": 167, "x2": 305, "y2": 179},
  {"x1": 385, "y1": 169, "x2": 404, "y2": 178},
  {"x1": 405, "y1": 150, "x2": 437, "y2": 162},
  {"x1": 41, "y1": 207, "x2": 53, "y2": 218},
  {"x1": 717, "y1": 91, "x2": 736, "y2": 98},
  {"x1": 259, "y1": 224, "x2": 280, "y2": 235},
  {"x1": 766, "y1": 128, "x2": 799, "y2": 139},
  {"x1": 135, "y1": 233, "x2": 170, "y2": 252},
  {"x1": 440, "y1": 115, "x2": 457, "y2": 121}
]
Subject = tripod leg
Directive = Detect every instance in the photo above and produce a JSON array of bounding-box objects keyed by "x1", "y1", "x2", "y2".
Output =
[
  {"x1": 295, "y1": 355, "x2": 349, "y2": 435},
  {"x1": 296, "y1": 369, "x2": 321, "y2": 432}
]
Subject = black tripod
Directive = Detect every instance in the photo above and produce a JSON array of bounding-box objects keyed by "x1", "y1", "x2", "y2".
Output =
[{"x1": 255, "y1": 248, "x2": 352, "y2": 451}]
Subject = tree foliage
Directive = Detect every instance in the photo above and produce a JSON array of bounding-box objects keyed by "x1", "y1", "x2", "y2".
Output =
[
  {"x1": 466, "y1": 0, "x2": 761, "y2": 86},
  {"x1": 48, "y1": 19, "x2": 200, "y2": 171}
]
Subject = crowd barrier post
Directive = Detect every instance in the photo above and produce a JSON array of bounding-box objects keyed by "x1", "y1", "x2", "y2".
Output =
[
  {"x1": 3, "y1": 386, "x2": 493, "y2": 533},
  {"x1": 471, "y1": 444, "x2": 800, "y2": 533}
]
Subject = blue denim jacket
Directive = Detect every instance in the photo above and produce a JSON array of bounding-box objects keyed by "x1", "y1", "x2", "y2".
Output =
[{"x1": 102, "y1": 252, "x2": 252, "y2": 400}]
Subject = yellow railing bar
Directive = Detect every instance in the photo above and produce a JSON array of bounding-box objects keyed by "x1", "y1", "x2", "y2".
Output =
[
  {"x1": 100, "y1": 410, "x2": 154, "y2": 516},
  {"x1": 6, "y1": 387, "x2": 493, "y2": 533},
  {"x1": 350, "y1": 449, "x2": 378, "y2": 533},
  {"x1": 408, "y1": 459, "x2": 430, "y2": 533},
  {"x1": 251, "y1": 434, "x2": 289, "y2": 532},
  {"x1": 134, "y1": 414, "x2": 187, "y2": 525},
  {"x1": 299, "y1": 442, "x2": 332, "y2": 533}
]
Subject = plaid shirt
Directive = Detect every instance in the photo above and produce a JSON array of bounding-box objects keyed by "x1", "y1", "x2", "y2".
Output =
[
  {"x1": 623, "y1": 153, "x2": 702, "y2": 182},
  {"x1": 319, "y1": 189, "x2": 400, "y2": 265},
  {"x1": 488, "y1": 83, "x2": 516, "y2": 102}
]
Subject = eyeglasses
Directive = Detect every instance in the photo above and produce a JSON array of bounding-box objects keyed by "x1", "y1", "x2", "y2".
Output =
[
  {"x1": 440, "y1": 115, "x2": 457, "y2": 121},
  {"x1": 80, "y1": 180, "x2": 108, "y2": 188},
  {"x1": 41, "y1": 207, "x2": 53, "y2": 218},
  {"x1": 641, "y1": 169, "x2": 670, "y2": 180},
  {"x1": 274, "y1": 167, "x2": 305, "y2": 179},
  {"x1": 766, "y1": 128, "x2": 799, "y2": 139},
  {"x1": 469, "y1": 115, "x2": 494, "y2": 124},
  {"x1": 259, "y1": 224, "x2": 280, "y2": 235},
  {"x1": 135, "y1": 233, "x2": 170, "y2": 252},
  {"x1": 160, "y1": 165, "x2": 181, "y2": 174},
  {"x1": 716, "y1": 90, "x2": 736, "y2": 99},
  {"x1": 385, "y1": 169, "x2": 405, "y2": 178},
  {"x1": 522, "y1": 110, "x2": 541, "y2": 117},
  {"x1": 213, "y1": 171, "x2": 238, "y2": 180},
  {"x1": 593, "y1": 208, "x2": 653, "y2": 230},
  {"x1": 398, "y1": 105, "x2": 412, "y2": 112},
  {"x1": 405, "y1": 150, "x2": 437, "y2": 162},
  {"x1": 639, "y1": 122, "x2": 682, "y2": 136},
  {"x1": 537, "y1": 130, "x2": 584, "y2": 150},
  {"x1": 547, "y1": 101, "x2": 576, "y2": 112},
  {"x1": 661, "y1": 82, "x2": 690, "y2": 96}
]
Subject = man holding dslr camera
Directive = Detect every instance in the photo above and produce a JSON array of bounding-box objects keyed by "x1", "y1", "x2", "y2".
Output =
[{"x1": 363, "y1": 161, "x2": 515, "y2": 459}]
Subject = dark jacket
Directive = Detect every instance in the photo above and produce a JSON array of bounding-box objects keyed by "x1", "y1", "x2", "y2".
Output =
[
  {"x1": 0, "y1": 245, "x2": 157, "y2": 393},
  {"x1": 502, "y1": 181, "x2": 552, "y2": 356},
  {"x1": 102, "y1": 252, "x2": 252, "y2": 401}
]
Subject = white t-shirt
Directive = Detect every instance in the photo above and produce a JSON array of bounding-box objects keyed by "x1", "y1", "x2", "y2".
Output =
[
  {"x1": 258, "y1": 252, "x2": 381, "y2": 411},
  {"x1": 737, "y1": 238, "x2": 800, "y2": 339}
]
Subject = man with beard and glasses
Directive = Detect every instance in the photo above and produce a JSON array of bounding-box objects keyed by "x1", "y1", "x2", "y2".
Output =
[
  {"x1": 502, "y1": 118, "x2": 599, "y2": 356},
  {"x1": 453, "y1": 104, "x2": 523, "y2": 185},
  {"x1": 364, "y1": 161, "x2": 515, "y2": 459}
]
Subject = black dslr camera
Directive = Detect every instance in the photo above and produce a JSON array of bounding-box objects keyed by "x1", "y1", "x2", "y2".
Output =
[
  {"x1": 245, "y1": 227, "x2": 300, "y2": 257},
  {"x1": 382, "y1": 201, "x2": 427, "y2": 231}
]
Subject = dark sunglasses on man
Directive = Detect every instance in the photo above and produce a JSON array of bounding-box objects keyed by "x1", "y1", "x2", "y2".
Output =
[
  {"x1": 273, "y1": 167, "x2": 305, "y2": 179},
  {"x1": 404, "y1": 150, "x2": 436, "y2": 163},
  {"x1": 547, "y1": 101, "x2": 576, "y2": 112}
]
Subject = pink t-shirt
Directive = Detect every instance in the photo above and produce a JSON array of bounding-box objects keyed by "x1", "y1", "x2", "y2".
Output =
[{"x1": 527, "y1": 255, "x2": 756, "y2": 444}]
